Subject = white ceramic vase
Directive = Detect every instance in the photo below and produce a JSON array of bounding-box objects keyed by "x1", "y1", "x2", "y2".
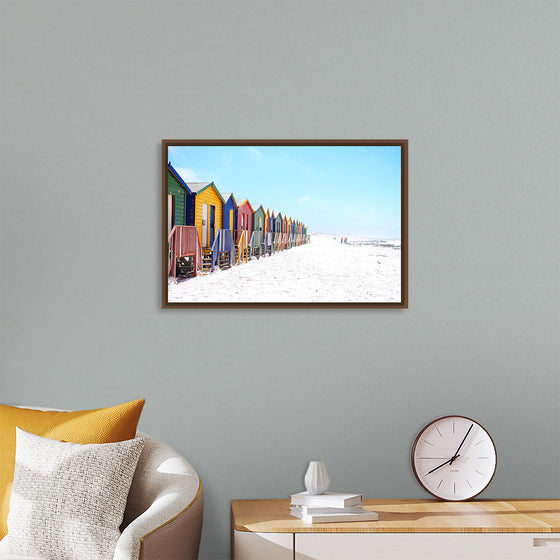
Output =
[{"x1": 304, "y1": 460, "x2": 330, "y2": 495}]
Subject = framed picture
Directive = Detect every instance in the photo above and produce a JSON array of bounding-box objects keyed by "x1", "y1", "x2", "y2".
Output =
[{"x1": 163, "y1": 140, "x2": 408, "y2": 308}]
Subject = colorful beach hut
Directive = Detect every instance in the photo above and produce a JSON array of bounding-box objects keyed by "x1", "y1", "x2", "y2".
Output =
[
  {"x1": 251, "y1": 203, "x2": 265, "y2": 258},
  {"x1": 166, "y1": 163, "x2": 202, "y2": 278},
  {"x1": 222, "y1": 192, "x2": 238, "y2": 232},
  {"x1": 184, "y1": 181, "x2": 224, "y2": 248},
  {"x1": 184, "y1": 181, "x2": 235, "y2": 272},
  {"x1": 237, "y1": 199, "x2": 254, "y2": 238},
  {"x1": 237, "y1": 199, "x2": 254, "y2": 261},
  {"x1": 263, "y1": 208, "x2": 274, "y2": 255},
  {"x1": 253, "y1": 204, "x2": 265, "y2": 238},
  {"x1": 274, "y1": 212, "x2": 283, "y2": 251},
  {"x1": 287, "y1": 217, "x2": 293, "y2": 248},
  {"x1": 259, "y1": 207, "x2": 272, "y2": 256},
  {"x1": 167, "y1": 163, "x2": 189, "y2": 230}
]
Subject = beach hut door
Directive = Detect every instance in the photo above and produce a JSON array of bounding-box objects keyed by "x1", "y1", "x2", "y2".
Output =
[
  {"x1": 210, "y1": 205, "x2": 215, "y2": 244},
  {"x1": 167, "y1": 194, "x2": 174, "y2": 235},
  {"x1": 202, "y1": 203, "x2": 208, "y2": 247},
  {"x1": 229, "y1": 209, "x2": 234, "y2": 231}
]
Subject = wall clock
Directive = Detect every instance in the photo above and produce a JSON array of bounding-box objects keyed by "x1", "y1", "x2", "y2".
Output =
[{"x1": 411, "y1": 415, "x2": 497, "y2": 501}]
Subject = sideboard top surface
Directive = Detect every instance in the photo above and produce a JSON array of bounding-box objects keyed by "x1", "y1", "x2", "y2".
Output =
[{"x1": 231, "y1": 499, "x2": 560, "y2": 534}]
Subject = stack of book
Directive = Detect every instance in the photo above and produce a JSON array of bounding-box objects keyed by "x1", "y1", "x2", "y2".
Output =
[{"x1": 289, "y1": 491, "x2": 378, "y2": 524}]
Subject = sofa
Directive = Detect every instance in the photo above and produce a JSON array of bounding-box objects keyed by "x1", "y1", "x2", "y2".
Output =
[{"x1": 0, "y1": 431, "x2": 203, "y2": 560}]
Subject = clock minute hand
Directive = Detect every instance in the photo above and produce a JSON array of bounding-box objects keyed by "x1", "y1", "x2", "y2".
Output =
[
  {"x1": 426, "y1": 455, "x2": 460, "y2": 475},
  {"x1": 450, "y1": 423, "x2": 473, "y2": 464}
]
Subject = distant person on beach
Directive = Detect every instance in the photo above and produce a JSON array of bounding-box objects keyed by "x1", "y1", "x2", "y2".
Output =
[
  {"x1": 344, "y1": 237, "x2": 348, "y2": 244},
  {"x1": 340, "y1": 237, "x2": 343, "y2": 244}
]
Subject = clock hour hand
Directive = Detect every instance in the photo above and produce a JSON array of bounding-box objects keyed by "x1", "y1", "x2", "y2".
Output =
[
  {"x1": 426, "y1": 455, "x2": 460, "y2": 475},
  {"x1": 449, "y1": 424, "x2": 473, "y2": 464}
]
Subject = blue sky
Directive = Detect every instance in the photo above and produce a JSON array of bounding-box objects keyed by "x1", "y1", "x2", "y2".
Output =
[{"x1": 168, "y1": 145, "x2": 402, "y2": 238}]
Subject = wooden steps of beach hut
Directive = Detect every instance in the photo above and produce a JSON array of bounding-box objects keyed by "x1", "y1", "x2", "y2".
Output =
[
  {"x1": 234, "y1": 244, "x2": 249, "y2": 264},
  {"x1": 175, "y1": 256, "x2": 195, "y2": 278},
  {"x1": 250, "y1": 230, "x2": 263, "y2": 259},
  {"x1": 287, "y1": 217, "x2": 293, "y2": 248},
  {"x1": 210, "y1": 229, "x2": 234, "y2": 271},
  {"x1": 219, "y1": 251, "x2": 231, "y2": 270},
  {"x1": 264, "y1": 232, "x2": 273, "y2": 255},
  {"x1": 167, "y1": 225, "x2": 202, "y2": 278},
  {"x1": 201, "y1": 248, "x2": 212, "y2": 274},
  {"x1": 234, "y1": 229, "x2": 249, "y2": 264}
]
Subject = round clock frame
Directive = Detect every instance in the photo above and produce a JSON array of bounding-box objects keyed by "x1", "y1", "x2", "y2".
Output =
[{"x1": 411, "y1": 415, "x2": 497, "y2": 502}]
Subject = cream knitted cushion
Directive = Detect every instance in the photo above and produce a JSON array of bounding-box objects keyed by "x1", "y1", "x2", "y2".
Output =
[{"x1": 3, "y1": 428, "x2": 144, "y2": 560}]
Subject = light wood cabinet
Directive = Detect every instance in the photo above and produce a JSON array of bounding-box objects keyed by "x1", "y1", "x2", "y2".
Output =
[
  {"x1": 233, "y1": 532, "x2": 293, "y2": 560},
  {"x1": 296, "y1": 533, "x2": 560, "y2": 559},
  {"x1": 232, "y1": 499, "x2": 560, "y2": 560}
]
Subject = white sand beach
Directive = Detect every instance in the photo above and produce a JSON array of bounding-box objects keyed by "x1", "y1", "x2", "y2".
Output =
[{"x1": 168, "y1": 234, "x2": 401, "y2": 303}]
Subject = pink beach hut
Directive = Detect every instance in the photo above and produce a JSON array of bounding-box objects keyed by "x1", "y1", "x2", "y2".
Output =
[{"x1": 237, "y1": 199, "x2": 254, "y2": 248}]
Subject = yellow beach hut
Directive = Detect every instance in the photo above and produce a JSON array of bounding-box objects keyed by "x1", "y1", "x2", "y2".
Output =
[
  {"x1": 287, "y1": 217, "x2": 293, "y2": 247},
  {"x1": 185, "y1": 182, "x2": 225, "y2": 248}
]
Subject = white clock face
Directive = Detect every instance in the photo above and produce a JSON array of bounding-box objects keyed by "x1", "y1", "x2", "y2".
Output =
[{"x1": 412, "y1": 416, "x2": 497, "y2": 501}]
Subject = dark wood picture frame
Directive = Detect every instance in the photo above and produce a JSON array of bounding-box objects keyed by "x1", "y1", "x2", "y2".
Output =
[{"x1": 162, "y1": 139, "x2": 408, "y2": 308}]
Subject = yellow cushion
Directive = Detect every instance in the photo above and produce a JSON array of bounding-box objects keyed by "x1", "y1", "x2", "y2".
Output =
[{"x1": 0, "y1": 398, "x2": 145, "y2": 538}]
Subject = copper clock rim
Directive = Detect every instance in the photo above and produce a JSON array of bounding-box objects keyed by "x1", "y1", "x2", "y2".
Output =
[{"x1": 411, "y1": 415, "x2": 498, "y2": 502}]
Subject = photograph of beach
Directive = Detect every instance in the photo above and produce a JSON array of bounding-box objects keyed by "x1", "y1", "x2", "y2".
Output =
[{"x1": 164, "y1": 141, "x2": 407, "y2": 306}]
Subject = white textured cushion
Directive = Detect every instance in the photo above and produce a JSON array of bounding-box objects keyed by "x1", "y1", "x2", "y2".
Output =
[
  {"x1": 0, "y1": 555, "x2": 43, "y2": 559},
  {"x1": 2, "y1": 428, "x2": 144, "y2": 560},
  {"x1": 0, "y1": 554, "x2": 44, "y2": 559}
]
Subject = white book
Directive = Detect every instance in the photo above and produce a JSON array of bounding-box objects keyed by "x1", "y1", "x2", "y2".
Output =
[
  {"x1": 292, "y1": 504, "x2": 365, "y2": 514},
  {"x1": 290, "y1": 491, "x2": 363, "y2": 508},
  {"x1": 290, "y1": 506, "x2": 378, "y2": 524}
]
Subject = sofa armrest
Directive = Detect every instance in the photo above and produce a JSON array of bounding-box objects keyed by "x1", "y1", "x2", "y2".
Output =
[
  {"x1": 114, "y1": 433, "x2": 203, "y2": 560},
  {"x1": 114, "y1": 486, "x2": 203, "y2": 560}
]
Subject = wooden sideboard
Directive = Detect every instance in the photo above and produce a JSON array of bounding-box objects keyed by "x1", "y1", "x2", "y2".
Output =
[{"x1": 231, "y1": 498, "x2": 560, "y2": 559}]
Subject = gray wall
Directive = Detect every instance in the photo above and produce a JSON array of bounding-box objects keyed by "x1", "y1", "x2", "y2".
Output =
[{"x1": 1, "y1": 1, "x2": 558, "y2": 558}]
